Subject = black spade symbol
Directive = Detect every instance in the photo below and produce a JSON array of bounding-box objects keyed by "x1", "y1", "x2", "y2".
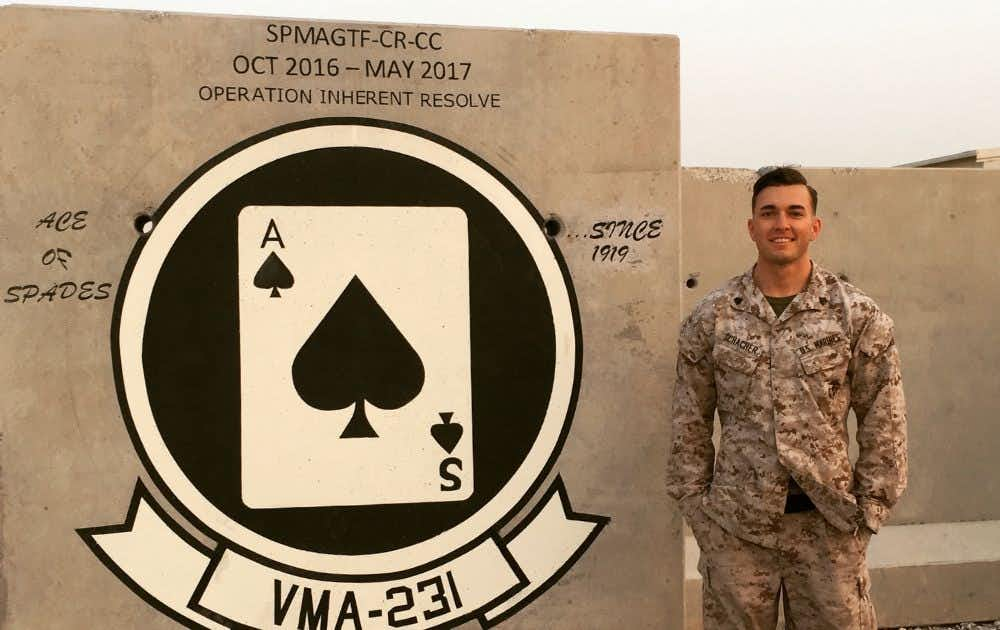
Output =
[
  {"x1": 254, "y1": 251, "x2": 294, "y2": 298},
  {"x1": 431, "y1": 411, "x2": 463, "y2": 454},
  {"x1": 292, "y1": 276, "x2": 425, "y2": 438}
]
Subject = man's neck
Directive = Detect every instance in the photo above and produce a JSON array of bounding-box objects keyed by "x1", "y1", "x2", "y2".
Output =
[{"x1": 753, "y1": 258, "x2": 812, "y2": 297}]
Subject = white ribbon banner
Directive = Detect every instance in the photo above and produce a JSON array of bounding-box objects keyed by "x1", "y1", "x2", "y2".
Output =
[{"x1": 81, "y1": 478, "x2": 607, "y2": 629}]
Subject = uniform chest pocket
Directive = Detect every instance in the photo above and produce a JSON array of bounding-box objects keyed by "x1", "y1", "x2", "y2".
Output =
[
  {"x1": 798, "y1": 341, "x2": 850, "y2": 375},
  {"x1": 713, "y1": 344, "x2": 762, "y2": 412},
  {"x1": 798, "y1": 341, "x2": 851, "y2": 412}
]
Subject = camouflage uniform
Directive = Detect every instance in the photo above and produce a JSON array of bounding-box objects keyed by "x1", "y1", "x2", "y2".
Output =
[{"x1": 666, "y1": 263, "x2": 907, "y2": 629}]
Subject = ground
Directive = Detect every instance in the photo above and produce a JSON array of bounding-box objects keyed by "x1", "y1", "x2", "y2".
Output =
[{"x1": 891, "y1": 623, "x2": 1000, "y2": 630}]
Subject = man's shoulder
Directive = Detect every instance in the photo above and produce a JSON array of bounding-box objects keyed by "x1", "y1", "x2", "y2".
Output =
[
  {"x1": 814, "y1": 266, "x2": 892, "y2": 323},
  {"x1": 813, "y1": 266, "x2": 896, "y2": 352},
  {"x1": 684, "y1": 274, "x2": 744, "y2": 325}
]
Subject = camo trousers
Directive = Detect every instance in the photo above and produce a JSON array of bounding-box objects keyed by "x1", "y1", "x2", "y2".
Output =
[{"x1": 691, "y1": 509, "x2": 876, "y2": 630}]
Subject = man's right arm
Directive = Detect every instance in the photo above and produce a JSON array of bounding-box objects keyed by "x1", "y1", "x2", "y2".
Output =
[{"x1": 665, "y1": 310, "x2": 717, "y2": 521}]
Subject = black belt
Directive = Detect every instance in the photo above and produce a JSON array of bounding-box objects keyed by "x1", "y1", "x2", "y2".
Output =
[{"x1": 784, "y1": 492, "x2": 817, "y2": 513}]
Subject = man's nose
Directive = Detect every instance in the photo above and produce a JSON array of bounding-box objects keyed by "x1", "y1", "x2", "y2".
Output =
[{"x1": 775, "y1": 212, "x2": 790, "y2": 228}]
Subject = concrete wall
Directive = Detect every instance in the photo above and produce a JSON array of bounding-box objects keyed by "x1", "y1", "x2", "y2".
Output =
[
  {"x1": 0, "y1": 7, "x2": 684, "y2": 628},
  {"x1": 681, "y1": 166, "x2": 1000, "y2": 526}
]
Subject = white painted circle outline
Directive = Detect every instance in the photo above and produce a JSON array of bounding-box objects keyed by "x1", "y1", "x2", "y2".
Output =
[{"x1": 118, "y1": 123, "x2": 576, "y2": 575}]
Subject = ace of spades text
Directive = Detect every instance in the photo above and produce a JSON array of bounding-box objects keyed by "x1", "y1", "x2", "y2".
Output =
[{"x1": 238, "y1": 206, "x2": 473, "y2": 508}]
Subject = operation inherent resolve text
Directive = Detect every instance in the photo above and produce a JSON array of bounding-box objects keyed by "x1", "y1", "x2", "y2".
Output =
[
  {"x1": 199, "y1": 86, "x2": 501, "y2": 109},
  {"x1": 208, "y1": 55, "x2": 498, "y2": 107},
  {"x1": 200, "y1": 23, "x2": 500, "y2": 109}
]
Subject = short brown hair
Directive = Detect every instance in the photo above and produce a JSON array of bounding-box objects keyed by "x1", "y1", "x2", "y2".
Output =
[{"x1": 752, "y1": 167, "x2": 818, "y2": 213}]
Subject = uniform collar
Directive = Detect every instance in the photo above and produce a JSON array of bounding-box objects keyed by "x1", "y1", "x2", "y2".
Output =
[{"x1": 730, "y1": 261, "x2": 832, "y2": 325}]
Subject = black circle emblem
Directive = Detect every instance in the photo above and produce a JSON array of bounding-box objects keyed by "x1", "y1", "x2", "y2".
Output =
[{"x1": 114, "y1": 118, "x2": 580, "y2": 575}]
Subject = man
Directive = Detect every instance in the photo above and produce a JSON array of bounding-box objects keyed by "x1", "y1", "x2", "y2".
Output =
[{"x1": 666, "y1": 167, "x2": 907, "y2": 629}]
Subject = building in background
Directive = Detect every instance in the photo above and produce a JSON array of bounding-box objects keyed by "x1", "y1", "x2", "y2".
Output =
[{"x1": 898, "y1": 147, "x2": 1000, "y2": 168}]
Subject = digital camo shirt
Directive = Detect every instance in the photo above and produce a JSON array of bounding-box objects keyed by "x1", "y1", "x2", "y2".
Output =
[{"x1": 665, "y1": 263, "x2": 907, "y2": 549}]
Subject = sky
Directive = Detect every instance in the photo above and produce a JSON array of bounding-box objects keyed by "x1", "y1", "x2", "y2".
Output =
[{"x1": 13, "y1": 0, "x2": 1000, "y2": 168}]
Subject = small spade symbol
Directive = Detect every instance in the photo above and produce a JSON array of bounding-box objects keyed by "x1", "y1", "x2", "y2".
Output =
[
  {"x1": 254, "y1": 252, "x2": 294, "y2": 298},
  {"x1": 431, "y1": 412, "x2": 463, "y2": 454},
  {"x1": 292, "y1": 276, "x2": 425, "y2": 438}
]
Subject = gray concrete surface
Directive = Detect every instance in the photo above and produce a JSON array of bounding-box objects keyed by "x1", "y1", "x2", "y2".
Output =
[{"x1": 0, "y1": 6, "x2": 683, "y2": 628}]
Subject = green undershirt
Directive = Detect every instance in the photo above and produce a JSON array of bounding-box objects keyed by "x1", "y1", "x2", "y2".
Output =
[{"x1": 765, "y1": 294, "x2": 796, "y2": 318}]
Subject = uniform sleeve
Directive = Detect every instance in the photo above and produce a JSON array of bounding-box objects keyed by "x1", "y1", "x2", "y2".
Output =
[
  {"x1": 665, "y1": 310, "x2": 717, "y2": 520},
  {"x1": 850, "y1": 309, "x2": 908, "y2": 533}
]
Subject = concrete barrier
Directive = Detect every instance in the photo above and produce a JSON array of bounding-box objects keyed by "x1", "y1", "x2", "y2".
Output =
[{"x1": 0, "y1": 7, "x2": 685, "y2": 628}]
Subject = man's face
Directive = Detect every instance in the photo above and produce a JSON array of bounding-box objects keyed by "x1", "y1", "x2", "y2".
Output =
[{"x1": 748, "y1": 184, "x2": 821, "y2": 266}]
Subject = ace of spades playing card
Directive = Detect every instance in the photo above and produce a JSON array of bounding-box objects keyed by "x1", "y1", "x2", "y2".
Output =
[{"x1": 238, "y1": 205, "x2": 473, "y2": 508}]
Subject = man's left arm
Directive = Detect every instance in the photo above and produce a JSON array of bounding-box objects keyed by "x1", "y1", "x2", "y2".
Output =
[{"x1": 850, "y1": 308, "x2": 908, "y2": 533}]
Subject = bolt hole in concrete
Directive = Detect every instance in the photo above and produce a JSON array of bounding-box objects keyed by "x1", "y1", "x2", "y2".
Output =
[
  {"x1": 134, "y1": 214, "x2": 154, "y2": 235},
  {"x1": 686, "y1": 276, "x2": 699, "y2": 289},
  {"x1": 543, "y1": 215, "x2": 563, "y2": 238}
]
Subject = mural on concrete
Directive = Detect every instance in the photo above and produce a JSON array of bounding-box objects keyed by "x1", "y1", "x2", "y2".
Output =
[{"x1": 78, "y1": 118, "x2": 608, "y2": 629}]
